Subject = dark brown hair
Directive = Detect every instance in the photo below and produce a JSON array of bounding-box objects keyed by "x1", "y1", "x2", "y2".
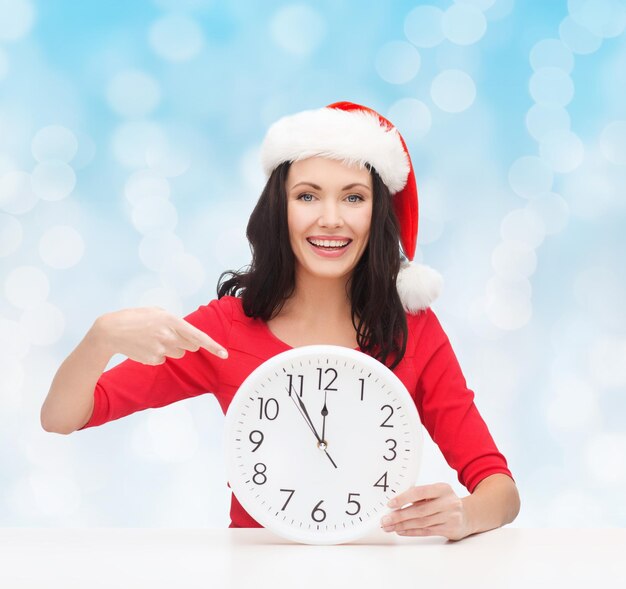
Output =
[{"x1": 217, "y1": 160, "x2": 408, "y2": 370}]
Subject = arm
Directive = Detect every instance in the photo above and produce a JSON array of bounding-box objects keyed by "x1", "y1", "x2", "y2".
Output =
[
  {"x1": 40, "y1": 318, "x2": 115, "y2": 434},
  {"x1": 461, "y1": 473, "x2": 520, "y2": 537}
]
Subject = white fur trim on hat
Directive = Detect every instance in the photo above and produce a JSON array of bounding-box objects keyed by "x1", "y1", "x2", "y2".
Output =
[
  {"x1": 396, "y1": 260, "x2": 443, "y2": 313},
  {"x1": 260, "y1": 107, "x2": 410, "y2": 194}
]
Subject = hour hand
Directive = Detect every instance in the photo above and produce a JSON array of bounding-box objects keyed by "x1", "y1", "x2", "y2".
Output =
[{"x1": 286, "y1": 385, "x2": 338, "y2": 469}]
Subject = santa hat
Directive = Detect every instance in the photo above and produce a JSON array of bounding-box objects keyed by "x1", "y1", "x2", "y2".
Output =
[{"x1": 260, "y1": 100, "x2": 443, "y2": 313}]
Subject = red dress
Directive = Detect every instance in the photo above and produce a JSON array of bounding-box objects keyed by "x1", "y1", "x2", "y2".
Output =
[{"x1": 79, "y1": 295, "x2": 514, "y2": 528}]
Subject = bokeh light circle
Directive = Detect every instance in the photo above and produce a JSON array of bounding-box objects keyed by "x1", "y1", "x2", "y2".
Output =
[
  {"x1": 530, "y1": 39, "x2": 574, "y2": 73},
  {"x1": 491, "y1": 240, "x2": 537, "y2": 281},
  {"x1": 0, "y1": 0, "x2": 35, "y2": 42},
  {"x1": 508, "y1": 155, "x2": 553, "y2": 199},
  {"x1": 159, "y1": 252, "x2": 206, "y2": 297},
  {"x1": 387, "y1": 98, "x2": 432, "y2": 140},
  {"x1": 4, "y1": 266, "x2": 50, "y2": 310},
  {"x1": 269, "y1": 4, "x2": 326, "y2": 57},
  {"x1": 30, "y1": 161, "x2": 76, "y2": 201},
  {"x1": 525, "y1": 192, "x2": 570, "y2": 235},
  {"x1": 539, "y1": 130, "x2": 585, "y2": 173},
  {"x1": 131, "y1": 196, "x2": 178, "y2": 234},
  {"x1": 138, "y1": 231, "x2": 185, "y2": 271},
  {"x1": 111, "y1": 121, "x2": 167, "y2": 169},
  {"x1": 568, "y1": 0, "x2": 626, "y2": 39},
  {"x1": 500, "y1": 208, "x2": 546, "y2": 248},
  {"x1": 106, "y1": 69, "x2": 161, "y2": 118},
  {"x1": 38, "y1": 225, "x2": 85, "y2": 269},
  {"x1": 559, "y1": 15, "x2": 603, "y2": 54},
  {"x1": 526, "y1": 104, "x2": 571, "y2": 142},
  {"x1": 375, "y1": 41, "x2": 421, "y2": 85},
  {"x1": 529, "y1": 67, "x2": 574, "y2": 107},
  {"x1": 404, "y1": 5, "x2": 445, "y2": 48},
  {"x1": 31, "y1": 125, "x2": 78, "y2": 163},
  {"x1": 0, "y1": 213, "x2": 22, "y2": 256},
  {"x1": 125, "y1": 170, "x2": 171, "y2": 206},
  {"x1": 599, "y1": 120, "x2": 626, "y2": 165},
  {"x1": 0, "y1": 170, "x2": 38, "y2": 214},
  {"x1": 430, "y1": 69, "x2": 476, "y2": 113},
  {"x1": 149, "y1": 13, "x2": 205, "y2": 62},
  {"x1": 20, "y1": 302, "x2": 65, "y2": 346},
  {"x1": 442, "y1": 3, "x2": 487, "y2": 46}
]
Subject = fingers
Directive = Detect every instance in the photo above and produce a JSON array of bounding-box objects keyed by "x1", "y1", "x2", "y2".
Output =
[
  {"x1": 172, "y1": 318, "x2": 228, "y2": 359},
  {"x1": 387, "y1": 483, "x2": 449, "y2": 508}
]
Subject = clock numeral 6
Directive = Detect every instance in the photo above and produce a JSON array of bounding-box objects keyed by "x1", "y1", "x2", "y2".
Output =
[
  {"x1": 380, "y1": 404, "x2": 394, "y2": 427},
  {"x1": 252, "y1": 463, "x2": 267, "y2": 485},
  {"x1": 257, "y1": 396, "x2": 279, "y2": 420},
  {"x1": 346, "y1": 493, "x2": 361, "y2": 516},
  {"x1": 249, "y1": 430, "x2": 264, "y2": 452},
  {"x1": 383, "y1": 438, "x2": 397, "y2": 461},
  {"x1": 311, "y1": 500, "x2": 327, "y2": 523}
]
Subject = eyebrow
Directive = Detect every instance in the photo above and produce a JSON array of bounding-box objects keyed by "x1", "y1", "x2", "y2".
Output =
[{"x1": 290, "y1": 181, "x2": 371, "y2": 192}]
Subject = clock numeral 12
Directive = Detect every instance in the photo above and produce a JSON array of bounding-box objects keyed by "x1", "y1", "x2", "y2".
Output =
[{"x1": 316, "y1": 367, "x2": 338, "y2": 391}]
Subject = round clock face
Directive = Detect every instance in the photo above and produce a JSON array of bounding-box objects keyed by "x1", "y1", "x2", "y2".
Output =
[{"x1": 223, "y1": 344, "x2": 423, "y2": 545}]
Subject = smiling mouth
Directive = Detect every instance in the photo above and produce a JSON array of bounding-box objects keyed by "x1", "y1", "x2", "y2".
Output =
[{"x1": 306, "y1": 238, "x2": 352, "y2": 250}]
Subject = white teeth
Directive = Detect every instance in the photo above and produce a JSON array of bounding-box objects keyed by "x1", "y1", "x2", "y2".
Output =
[{"x1": 308, "y1": 239, "x2": 350, "y2": 247}]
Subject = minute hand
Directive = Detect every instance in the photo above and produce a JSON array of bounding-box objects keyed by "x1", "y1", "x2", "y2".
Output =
[{"x1": 286, "y1": 385, "x2": 338, "y2": 469}]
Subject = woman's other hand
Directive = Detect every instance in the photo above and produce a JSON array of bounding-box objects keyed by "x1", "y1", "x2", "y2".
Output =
[
  {"x1": 96, "y1": 307, "x2": 229, "y2": 365},
  {"x1": 380, "y1": 482, "x2": 469, "y2": 541}
]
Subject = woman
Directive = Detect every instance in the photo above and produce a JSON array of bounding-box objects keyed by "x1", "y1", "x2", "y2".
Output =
[{"x1": 41, "y1": 101, "x2": 520, "y2": 540}]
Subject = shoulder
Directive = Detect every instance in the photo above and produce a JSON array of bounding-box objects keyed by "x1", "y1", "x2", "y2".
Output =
[{"x1": 405, "y1": 306, "x2": 449, "y2": 351}]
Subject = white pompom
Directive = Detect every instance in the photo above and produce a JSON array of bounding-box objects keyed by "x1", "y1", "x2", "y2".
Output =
[{"x1": 396, "y1": 260, "x2": 443, "y2": 313}]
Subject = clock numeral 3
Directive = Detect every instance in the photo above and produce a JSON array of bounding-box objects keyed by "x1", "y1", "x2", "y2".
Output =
[
  {"x1": 257, "y1": 396, "x2": 279, "y2": 420},
  {"x1": 252, "y1": 463, "x2": 267, "y2": 485},
  {"x1": 316, "y1": 367, "x2": 338, "y2": 391},
  {"x1": 374, "y1": 472, "x2": 390, "y2": 492},
  {"x1": 346, "y1": 493, "x2": 361, "y2": 516},
  {"x1": 249, "y1": 430, "x2": 264, "y2": 452},
  {"x1": 383, "y1": 438, "x2": 397, "y2": 461},
  {"x1": 380, "y1": 404, "x2": 394, "y2": 427}
]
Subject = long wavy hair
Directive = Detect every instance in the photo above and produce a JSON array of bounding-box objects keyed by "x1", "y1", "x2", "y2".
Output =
[{"x1": 217, "y1": 160, "x2": 408, "y2": 370}]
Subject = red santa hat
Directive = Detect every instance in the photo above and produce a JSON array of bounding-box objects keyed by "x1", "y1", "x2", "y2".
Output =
[{"x1": 260, "y1": 100, "x2": 443, "y2": 313}]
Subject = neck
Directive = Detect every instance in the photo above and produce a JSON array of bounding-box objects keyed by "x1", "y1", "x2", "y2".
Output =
[{"x1": 281, "y1": 270, "x2": 353, "y2": 323}]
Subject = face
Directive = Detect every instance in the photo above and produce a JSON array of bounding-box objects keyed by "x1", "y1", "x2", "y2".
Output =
[{"x1": 285, "y1": 156, "x2": 373, "y2": 281}]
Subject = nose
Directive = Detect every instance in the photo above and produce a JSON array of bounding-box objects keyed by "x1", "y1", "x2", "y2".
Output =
[{"x1": 318, "y1": 200, "x2": 344, "y2": 228}]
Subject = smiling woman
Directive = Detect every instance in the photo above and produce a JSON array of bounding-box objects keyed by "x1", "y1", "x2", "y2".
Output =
[{"x1": 42, "y1": 101, "x2": 517, "y2": 540}]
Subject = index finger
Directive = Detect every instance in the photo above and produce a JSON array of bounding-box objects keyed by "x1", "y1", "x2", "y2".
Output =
[
  {"x1": 173, "y1": 317, "x2": 228, "y2": 356},
  {"x1": 387, "y1": 484, "x2": 443, "y2": 508}
]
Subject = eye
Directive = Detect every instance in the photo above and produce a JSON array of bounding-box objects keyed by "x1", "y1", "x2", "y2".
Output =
[
  {"x1": 297, "y1": 193, "x2": 314, "y2": 202},
  {"x1": 346, "y1": 194, "x2": 364, "y2": 203}
]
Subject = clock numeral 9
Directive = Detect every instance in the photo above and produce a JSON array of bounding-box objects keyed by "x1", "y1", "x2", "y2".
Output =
[
  {"x1": 316, "y1": 367, "x2": 338, "y2": 391},
  {"x1": 257, "y1": 396, "x2": 279, "y2": 420},
  {"x1": 383, "y1": 439, "x2": 397, "y2": 461},
  {"x1": 286, "y1": 373, "x2": 304, "y2": 398},
  {"x1": 252, "y1": 463, "x2": 267, "y2": 485},
  {"x1": 380, "y1": 404, "x2": 394, "y2": 427},
  {"x1": 249, "y1": 430, "x2": 264, "y2": 452}
]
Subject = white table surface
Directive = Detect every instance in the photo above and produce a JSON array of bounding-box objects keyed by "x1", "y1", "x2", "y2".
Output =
[{"x1": 1, "y1": 527, "x2": 625, "y2": 588}]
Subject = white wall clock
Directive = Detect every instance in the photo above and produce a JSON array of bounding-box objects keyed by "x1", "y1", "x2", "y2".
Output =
[{"x1": 223, "y1": 344, "x2": 423, "y2": 545}]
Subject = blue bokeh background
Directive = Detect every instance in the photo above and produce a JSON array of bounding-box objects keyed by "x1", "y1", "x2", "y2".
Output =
[{"x1": 1, "y1": 0, "x2": 625, "y2": 528}]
